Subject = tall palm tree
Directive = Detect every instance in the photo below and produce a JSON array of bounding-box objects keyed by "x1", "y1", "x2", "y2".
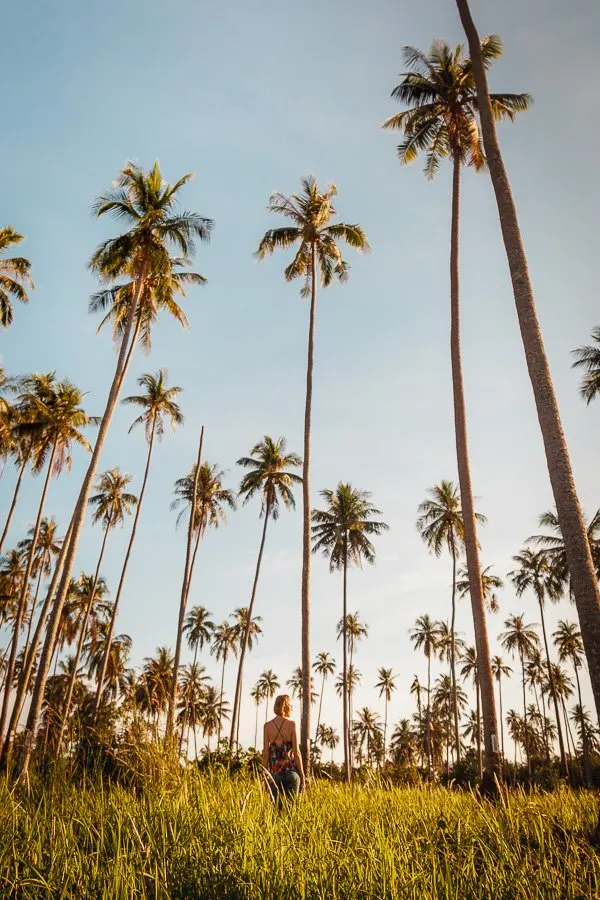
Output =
[
  {"x1": 525, "y1": 649, "x2": 549, "y2": 758},
  {"x1": 500, "y1": 614, "x2": 539, "y2": 774},
  {"x1": 313, "y1": 651, "x2": 336, "y2": 739},
  {"x1": 57, "y1": 468, "x2": 136, "y2": 754},
  {"x1": 93, "y1": 370, "x2": 183, "y2": 718},
  {"x1": 409, "y1": 614, "x2": 441, "y2": 778},
  {"x1": 542, "y1": 663, "x2": 575, "y2": 761},
  {"x1": 167, "y1": 459, "x2": 236, "y2": 740},
  {"x1": 21, "y1": 163, "x2": 212, "y2": 776},
  {"x1": 385, "y1": 43, "x2": 529, "y2": 790},
  {"x1": 410, "y1": 675, "x2": 425, "y2": 767},
  {"x1": 250, "y1": 682, "x2": 265, "y2": 748},
  {"x1": 375, "y1": 667, "x2": 396, "y2": 754},
  {"x1": 509, "y1": 548, "x2": 568, "y2": 773},
  {"x1": 454, "y1": 0, "x2": 600, "y2": 731},
  {"x1": 138, "y1": 647, "x2": 174, "y2": 733},
  {"x1": 17, "y1": 517, "x2": 62, "y2": 656},
  {"x1": 210, "y1": 622, "x2": 238, "y2": 745},
  {"x1": 0, "y1": 226, "x2": 34, "y2": 327},
  {"x1": 457, "y1": 564, "x2": 503, "y2": 613},
  {"x1": 230, "y1": 435, "x2": 301, "y2": 745},
  {"x1": 176, "y1": 663, "x2": 209, "y2": 757},
  {"x1": 459, "y1": 646, "x2": 483, "y2": 778},
  {"x1": 553, "y1": 620, "x2": 590, "y2": 780},
  {"x1": 491, "y1": 655, "x2": 512, "y2": 759},
  {"x1": 257, "y1": 669, "x2": 280, "y2": 724},
  {"x1": 199, "y1": 685, "x2": 229, "y2": 752},
  {"x1": 572, "y1": 328, "x2": 600, "y2": 404},
  {"x1": 337, "y1": 611, "x2": 368, "y2": 767},
  {"x1": 391, "y1": 719, "x2": 416, "y2": 766},
  {"x1": 434, "y1": 672, "x2": 468, "y2": 772},
  {"x1": 312, "y1": 483, "x2": 388, "y2": 781},
  {"x1": 183, "y1": 606, "x2": 215, "y2": 669},
  {"x1": 0, "y1": 385, "x2": 35, "y2": 556},
  {"x1": 257, "y1": 179, "x2": 370, "y2": 766},
  {"x1": 85, "y1": 627, "x2": 132, "y2": 704},
  {"x1": 0, "y1": 375, "x2": 93, "y2": 757},
  {"x1": 354, "y1": 708, "x2": 382, "y2": 767}
]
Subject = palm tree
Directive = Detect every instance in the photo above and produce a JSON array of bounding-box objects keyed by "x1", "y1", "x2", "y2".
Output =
[
  {"x1": 177, "y1": 663, "x2": 209, "y2": 757},
  {"x1": 0, "y1": 226, "x2": 34, "y2": 327},
  {"x1": 500, "y1": 614, "x2": 539, "y2": 774},
  {"x1": 572, "y1": 328, "x2": 600, "y2": 404},
  {"x1": 138, "y1": 647, "x2": 174, "y2": 733},
  {"x1": 290, "y1": 666, "x2": 318, "y2": 706},
  {"x1": 0, "y1": 375, "x2": 93, "y2": 757},
  {"x1": 409, "y1": 614, "x2": 441, "y2": 778},
  {"x1": 93, "y1": 370, "x2": 183, "y2": 719},
  {"x1": 230, "y1": 603, "x2": 264, "y2": 744},
  {"x1": 0, "y1": 384, "x2": 36, "y2": 555},
  {"x1": 506, "y1": 709, "x2": 524, "y2": 769},
  {"x1": 509, "y1": 548, "x2": 568, "y2": 773},
  {"x1": 230, "y1": 436, "x2": 301, "y2": 745},
  {"x1": 312, "y1": 483, "x2": 388, "y2": 781},
  {"x1": 85, "y1": 627, "x2": 132, "y2": 704},
  {"x1": 200, "y1": 685, "x2": 229, "y2": 752},
  {"x1": 210, "y1": 622, "x2": 238, "y2": 745},
  {"x1": 459, "y1": 646, "x2": 483, "y2": 779},
  {"x1": 337, "y1": 611, "x2": 368, "y2": 768},
  {"x1": 250, "y1": 682, "x2": 265, "y2": 748},
  {"x1": 167, "y1": 459, "x2": 236, "y2": 740},
  {"x1": 375, "y1": 667, "x2": 396, "y2": 754},
  {"x1": 391, "y1": 719, "x2": 416, "y2": 766},
  {"x1": 322, "y1": 725, "x2": 340, "y2": 763},
  {"x1": 385, "y1": 42, "x2": 529, "y2": 790},
  {"x1": 457, "y1": 565, "x2": 503, "y2": 613},
  {"x1": 528, "y1": 509, "x2": 600, "y2": 591},
  {"x1": 257, "y1": 178, "x2": 370, "y2": 766},
  {"x1": 21, "y1": 163, "x2": 212, "y2": 776},
  {"x1": 554, "y1": 620, "x2": 590, "y2": 781},
  {"x1": 17, "y1": 517, "x2": 62, "y2": 656},
  {"x1": 525, "y1": 649, "x2": 549, "y2": 758},
  {"x1": 491, "y1": 655, "x2": 512, "y2": 759},
  {"x1": 257, "y1": 669, "x2": 280, "y2": 724},
  {"x1": 454, "y1": 0, "x2": 600, "y2": 732},
  {"x1": 410, "y1": 675, "x2": 425, "y2": 767},
  {"x1": 313, "y1": 651, "x2": 336, "y2": 739},
  {"x1": 354, "y1": 708, "x2": 382, "y2": 767},
  {"x1": 435, "y1": 673, "x2": 468, "y2": 772},
  {"x1": 183, "y1": 606, "x2": 215, "y2": 669}
]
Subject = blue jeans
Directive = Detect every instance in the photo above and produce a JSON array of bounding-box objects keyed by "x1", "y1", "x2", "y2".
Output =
[{"x1": 267, "y1": 769, "x2": 301, "y2": 804}]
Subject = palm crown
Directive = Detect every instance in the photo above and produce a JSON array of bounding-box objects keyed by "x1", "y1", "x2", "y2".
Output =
[
  {"x1": 89, "y1": 469, "x2": 138, "y2": 530},
  {"x1": 312, "y1": 483, "x2": 389, "y2": 571},
  {"x1": 123, "y1": 369, "x2": 184, "y2": 441},
  {"x1": 572, "y1": 327, "x2": 600, "y2": 404},
  {"x1": 0, "y1": 226, "x2": 34, "y2": 327},
  {"x1": 172, "y1": 462, "x2": 237, "y2": 533},
  {"x1": 237, "y1": 436, "x2": 302, "y2": 519},
  {"x1": 382, "y1": 37, "x2": 531, "y2": 178}
]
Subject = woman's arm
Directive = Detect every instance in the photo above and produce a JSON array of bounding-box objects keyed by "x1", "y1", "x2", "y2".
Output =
[
  {"x1": 291, "y1": 721, "x2": 305, "y2": 788},
  {"x1": 262, "y1": 723, "x2": 269, "y2": 770}
]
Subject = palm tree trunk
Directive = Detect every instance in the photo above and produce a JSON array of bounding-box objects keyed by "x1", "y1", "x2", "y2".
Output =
[
  {"x1": 217, "y1": 654, "x2": 226, "y2": 746},
  {"x1": 0, "y1": 455, "x2": 28, "y2": 555},
  {"x1": 300, "y1": 243, "x2": 317, "y2": 772},
  {"x1": 498, "y1": 675, "x2": 505, "y2": 759},
  {"x1": 521, "y1": 651, "x2": 531, "y2": 775},
  {"x1": 455, "y1": 0, "x2": 600, "y2": 726},
  {"x1": 538, "y1": 602, "x2": 568, "y2": 774},
  {"x1": 449, "y1": 531, "x2": 460, "y2": 763},
  {"x1": 93, "y1": 422, "x2": 157, "y2": 720},
  {"x1": 0, "y1": 441, "x2": 56, "y2": 753},
  {"x1": 230, "y1": 500, "x2": 271, "y2": 745},
  {"x1": 426, "y1": 654, "x2": 432, "y2": 780},
  {"x1": 23, "y1": 562, "x2": 45, "y2": 662},
  {"x1": 475, "y1": 675, "x2": 482, "y2": 781},
  {"x1": 166, "y1": 426, "x2": 204, "y2": 741},
  {"x1": 384, "y1": 696, "x2": 388, "y2": 760},
  {"x1": 574, "y1": 664, "x2": 591, "y2": 784},
  {"x1": 18, "y1": 273, "x2": 146, "y2": 778},
  {"x1": 342, "y1": 548, "x2": 349, "y2": 783},
  {"x1": 254, "y1": 701, "x2": 259, "y2": 748},
  {"x1": 315, "y1": 672, "x2": 326, "y2": 740},
  {"x1": 56, "y1": 519, "x2": 112, "y2": 756},
  {"x1": 449, "y1": 155, "x2": 500, "y2": 792}
]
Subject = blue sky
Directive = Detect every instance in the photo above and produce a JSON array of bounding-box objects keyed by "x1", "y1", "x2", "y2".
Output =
[{"x1": 2, "y1": 0, "x2": 599, "y2": 752}]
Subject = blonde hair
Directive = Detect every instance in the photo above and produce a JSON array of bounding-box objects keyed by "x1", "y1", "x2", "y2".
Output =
[{"x1": 274, "y1": 694, "x2": 292, "y2": 717}]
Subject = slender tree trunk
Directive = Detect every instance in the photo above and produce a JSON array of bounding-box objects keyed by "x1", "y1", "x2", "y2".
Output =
[
  {"x1": 475, "y1": 674, "x2": 482, "y2": 781},
  {"x1": 315, "y1": 672, "x2": 326, "y2": 740},
  {"x1": 23, "y1": 562, "x2": 45, "y2": 662},
  {"x1": 93, "y1": 423, "x2": 156, "y2": 720},
  {"x1": 166, "y1": 426, "x2": 204, "y2": 741},
  {"x1": 384, "y1": 696, "x2": 388, "y2": 760},
  {"x1": 56, "y1": 520, "x2": 112, "y2": 756},
  {"x1": 342, "y1": 549, "x2": 349, "y2": 782},
  {"x1": 449, "y1": 155, "x2": 500, "y2": 792},
  {"x1": 230, "y1": 501, "x2": 271, "y2": 745},
  {"x1": 0, "y1": 442, "x2": 56, "y2": 751},
  {"x1": 498, "y1": 675, "x2": 505, "y2": 759},
  {"x1": 574, "y1": 664, "x2": 591, "y2": 784},
  {"x1": 538, "y1": 602, "x2": 568, "y2": 774},
  {"x1": 521, "y1": 651, "x2": 531, "y2": 775},
  {"x1": 300, "y1": 244, "x2": 317, "y2": 772},
  {"x1": 455, "y1": 0, "x2": 600, "y2": 726},
  {"x1": 426, "y1": 654, "x2": 432, "y2": 780},
  {"x1": 254, "y1": 701, "x2": 259, "y2": 748},
  {"x1": 449, "y1": 532, "x2": 461, "y2": 763},
  {"x1": 217, "y1": 654, "x2": 227, "y2": 746},
  {"x1": 18, "y1": 274, "x2": 146, "y2": 778},
  {"x1": 416, "y1": 691, "x2": 424, "y2": 769},
  {"x1": 0, "y1": 455, "x2": 29, "y2": 555}
]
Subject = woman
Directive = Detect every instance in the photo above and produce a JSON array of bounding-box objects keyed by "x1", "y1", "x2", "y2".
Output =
[{"x1": 262, "y1": 693, "x2": 305, "y2": 803}]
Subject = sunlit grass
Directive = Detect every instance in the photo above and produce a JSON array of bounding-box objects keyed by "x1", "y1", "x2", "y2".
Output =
[{"x1": 0, "y1": 773, "x2": 598, "y2": 898}]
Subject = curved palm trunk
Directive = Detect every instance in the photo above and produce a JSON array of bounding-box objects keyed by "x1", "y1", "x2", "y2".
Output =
[
  {"x1": 56, "y1": 521, "x2": 111, "y2": 756},
  {"x1": 455, "y1": 0, "x2": 600, "y2": 727},
  {"x1": 0, "y1": 456, "x2": 29, "y2": 555},
  {"x1": 230, "y1": 501, "x2": 271, "y2": 745},
  {"x1": 300, "y1": 244, "x2": 317, "y2": 772},
  {"x1": 0, "y1": 441, "x2": 56, "y2": 752},
  {"x1": 93, "y1": 423, "x2": 156, "y2": 720},
  {"x1": 166, "y1": 426, "x2": 204, "y2": 741},
  {"x1": 342, "y1": 548, "x2": 350, "y2": 782},
  {"x1": 19, "y1": 275, "x2": 146, "y2": 778},
  {"x1": 449, "y1": 156, "x2": 500, "y2": 791},
  {"x1": 537, "y1": 602, "x2": 568, "y2": 774},
  {"x1": 449, "y1": 532, "x2": 460, "y2": 763}
]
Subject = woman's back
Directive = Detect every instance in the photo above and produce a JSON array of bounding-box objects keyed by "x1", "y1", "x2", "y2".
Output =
[{"x1": 266, "y1": 716, "x2": 295, "y2": 775}]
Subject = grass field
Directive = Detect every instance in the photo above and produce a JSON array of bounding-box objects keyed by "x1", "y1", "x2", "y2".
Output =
[{"x1": 0, "y1": 773, "x2": 598, "y2": 899}]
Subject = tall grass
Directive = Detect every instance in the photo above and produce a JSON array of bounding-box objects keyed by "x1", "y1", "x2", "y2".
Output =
[{"x1": 0, "y1": 772, "x2": 598, "y2": 898}]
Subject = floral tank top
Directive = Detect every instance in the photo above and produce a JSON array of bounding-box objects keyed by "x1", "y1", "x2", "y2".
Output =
[{"x1": 268, "y1": 720, "x2": 296, "y2": 775}]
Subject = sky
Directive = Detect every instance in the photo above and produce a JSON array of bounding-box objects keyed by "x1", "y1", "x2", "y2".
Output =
[{"x1": 2, "y1": 0, "x2": 599, "y2": 755}]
